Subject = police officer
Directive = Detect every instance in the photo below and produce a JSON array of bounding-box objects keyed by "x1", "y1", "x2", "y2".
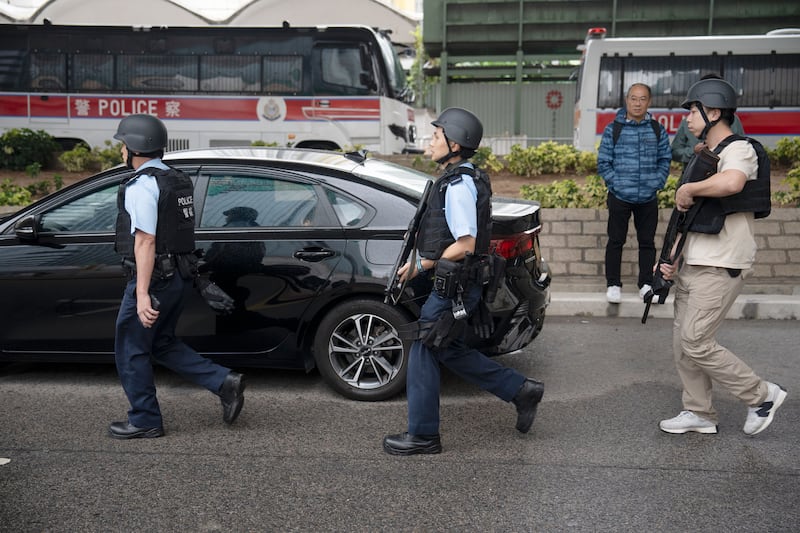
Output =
[
  {"x1": 109, "y1": 114, "x2": 245, "y2": 439},
  {"x1": 382, "y1": 108, "x2": 545, "y2": 455}
]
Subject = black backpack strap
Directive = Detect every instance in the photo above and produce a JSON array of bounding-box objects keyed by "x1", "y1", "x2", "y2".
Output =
[{"x1": 612, "y1": 119, "x2": 661, "y2": 146}]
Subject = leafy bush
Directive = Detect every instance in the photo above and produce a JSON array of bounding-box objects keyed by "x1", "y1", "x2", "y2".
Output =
[
  {"x1": 520, "y1": 178, "x2": 599, "y2": 208},
  {"x1": 0, "y1": 128, "x2": 59, "y2": 170},
  {"x1": 0, "y1": 179, "x2": 33, "y2": 206},
  {"x1": 657, "y1": 175, "x2": 680, "y2": 208},
  {"x1": 411, "y1": 154, "x2": 437, "y2": 173},
  {"x1": 768, "y1": 137, "x2": 800, "y2": 169},
  {"x1": 25, "y1": 180, "x2": 52, "y2": 197},
  {"x1": 95, "y1": 140, "x2": 123, "y2": 170},
  {"x1": 505, "y1": 141, "x2": 592, "y2": 177},
  {"x1": 58, "y1": 144, "x2": 95, "y2": 172},
  {"x1": 772, "y1": 166, "x2": 800, "y2": 207},
  {"x1": 521, "y1": 172, "x2": 682, "y2": 209},
  {"x1": 575, "y1": 150, "x2": 598, "y2": 175},
  {"x1": 25, "y1": 162, "x2": 42, "y2": 178},
  {"x1": 473, "y1": 146, "x2": 505, "y2": 173}
]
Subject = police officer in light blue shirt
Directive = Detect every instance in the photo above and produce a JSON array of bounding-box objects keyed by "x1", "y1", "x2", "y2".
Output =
[
  {"x1": 109, "y1": 114, "x2": 245, "y2": 439},
  {"x1": 382, "y1": 108, "x2": 545, "y2": 456}
]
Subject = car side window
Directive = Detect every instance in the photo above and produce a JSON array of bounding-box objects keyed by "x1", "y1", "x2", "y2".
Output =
[
  {"x1": 326, "y1": 189, "x2": 367, "y2": 227},
  {"x1": 38, "y1": 184, "x2": 119, "y2": 233},
  {"x1": 200, "y1": 174, "x2": 319, "y2": 228}
]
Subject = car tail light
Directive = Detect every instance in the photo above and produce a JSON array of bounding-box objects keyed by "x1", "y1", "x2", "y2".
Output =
[{"x1": 491, "y1": 233, "x2": 534, "y2": 260}]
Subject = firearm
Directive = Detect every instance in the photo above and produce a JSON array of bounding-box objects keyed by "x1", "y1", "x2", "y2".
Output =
[
  {"x1": 642, "y1": 147, "x2": 720, "y2": 324},
  {"x1": 385, "y1": 180, "x2": 434, "y2": 305}
]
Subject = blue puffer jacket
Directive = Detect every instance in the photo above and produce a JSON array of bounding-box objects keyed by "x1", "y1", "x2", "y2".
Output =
[{"x1": 597, "y1": 109, "x2": 671, "y2": 204}]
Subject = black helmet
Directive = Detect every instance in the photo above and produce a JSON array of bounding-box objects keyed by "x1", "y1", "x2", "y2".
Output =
[
  {"x1": 431, "y1": 107, "x2": 483, "y2": 150},
  {"x1": 681, "y1": 78, "x2": 737, "y2": 110},
  {"x1": 113, "y1": 114, "x2": 168, "y2": 153}
]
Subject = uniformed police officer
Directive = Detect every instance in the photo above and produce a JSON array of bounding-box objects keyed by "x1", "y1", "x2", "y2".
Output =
[
  {"x1": 109, "y1": 114, "x2": 245, "y2": 439},
  {"x1": 382, "y1": 108, "x2": 545, "y2": 455}
]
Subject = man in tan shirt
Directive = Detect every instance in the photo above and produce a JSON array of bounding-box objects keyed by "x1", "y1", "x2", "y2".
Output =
[{"x1": 657, "y1": 78, "x2": 786, "y2": 437}]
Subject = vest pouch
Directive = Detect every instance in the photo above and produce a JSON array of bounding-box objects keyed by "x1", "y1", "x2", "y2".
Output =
[
  {"x1": 433, "y1": 259, "x2": 462, "y2": 298},
  {"x1": 154, "y1": 254, "x2": 176, "y2": 279}
]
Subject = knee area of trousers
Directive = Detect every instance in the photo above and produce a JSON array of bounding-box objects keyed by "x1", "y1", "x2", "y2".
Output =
[{"x1": 679, "y1": 336, "x2": 716, "y2": 360}]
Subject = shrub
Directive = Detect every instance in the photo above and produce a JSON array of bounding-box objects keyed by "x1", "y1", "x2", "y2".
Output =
[
  {"x1": 25, "y1": 180, "x2": 52, "y2": 197},
  {"x1": 25, "y1": 162, "x2": 42, "y2": 178},
  {"x1": 58, "y1": 144, "x2": 95, "y2": 172},
  {"x1": 772, "y1": 166, "x2": 800, "y2": 207},
  {"x1": 768, "y1": 137, "x2": 800, "y2": 169},
  {"x1": 505, "y1": 141, "x2": 594, "y2": 177},
  {"x1": 0, "y1": 128, "x2": 59, "y2": 170},
  {"x1": 657, "y1": 175, "x2": 680, "y2": 208},
  {"x1": 411, "y1": 154, "x2": 437, "y2": 173},
  {"x1": 520, "y1": 172, "x2": 682, "y2": 209},
  {"x1": 575, "y1": 150, "x2": 598, "y2": 175},
  {"x1": 473, "y1": 146, "x2": 505, "y2": 173},
  {"x1": 0, "y1": 179, "x2": 33, "y2": 206},
  {"x1": 94, "y1": 140, "x2": 123, "y2": 170},
  {"x1": 520, "y1": 178, "x2": 597, "y2": 208}
]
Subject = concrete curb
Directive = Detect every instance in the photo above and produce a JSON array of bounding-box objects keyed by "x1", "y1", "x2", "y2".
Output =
[{"x1": 548, "y1": 292, "x2": 800, "y2": 320}]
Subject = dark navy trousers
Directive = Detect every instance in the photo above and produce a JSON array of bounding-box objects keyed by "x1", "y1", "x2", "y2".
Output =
[
  {"x1": 114, "y1": 274, "x2": 230, "y2": 428},
  {"x1": 407, "y1": 284, "x2": 527, "y2": 435}
]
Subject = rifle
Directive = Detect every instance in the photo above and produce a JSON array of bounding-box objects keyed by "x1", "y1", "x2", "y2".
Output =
[
  {"x1": 642, "y1": 147, "x2": 720, "y2": 323},
  {"x1": 385, "y1": 180, "x2": 434, "y2": 305}
]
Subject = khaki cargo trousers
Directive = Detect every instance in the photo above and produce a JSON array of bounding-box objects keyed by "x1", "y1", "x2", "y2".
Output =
[{"x1": 672, "y1": 264, "x2": 768, "y2": 422}]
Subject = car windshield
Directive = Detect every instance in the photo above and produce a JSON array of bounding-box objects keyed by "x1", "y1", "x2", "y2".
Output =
[{"x1": 354, "y1": 159, "x2": 432, "y2": 198}]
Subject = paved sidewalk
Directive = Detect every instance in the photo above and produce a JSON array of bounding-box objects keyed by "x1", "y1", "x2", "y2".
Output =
[{"x1": 547, "y1": 276, "x2": 800, "y2": 320}]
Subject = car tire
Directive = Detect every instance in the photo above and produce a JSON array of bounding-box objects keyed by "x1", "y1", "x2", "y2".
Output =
[{"x1": 313, "y1": 298, "x2": 411, "y2": 401}]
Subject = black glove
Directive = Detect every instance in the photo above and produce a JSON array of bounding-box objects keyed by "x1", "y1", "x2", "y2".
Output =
[
  {"x1": 469, "y1": 300, "x2": 495, "y2": 339},
  {"x1": 194, "y1": 277, "x2": 235, "y2": 315}
]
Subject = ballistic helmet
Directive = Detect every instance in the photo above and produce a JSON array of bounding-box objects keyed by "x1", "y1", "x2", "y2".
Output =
[
  {"x1": 681, "y1": 78, "x2": 737, "y2": 111},
  {"x1": 114, "y1": 114, "x2": 168, "y2": 153},
  {"x1": 431, "y1": 107, "x2": 483, "y2": 150}
]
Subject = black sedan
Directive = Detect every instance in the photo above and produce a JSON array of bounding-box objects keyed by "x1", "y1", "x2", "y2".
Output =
[{"x1": 0, "y1": 148, "x2": 550, "y2": 401}]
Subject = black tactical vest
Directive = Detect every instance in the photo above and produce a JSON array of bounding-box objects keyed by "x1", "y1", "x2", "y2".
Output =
[
  {"x1": 114, "y1": 166, "x2": 196, "y2": 258},
  {"x1": 417, "y1": 162, "x2": 492, "y2": 260},
  {"x1": 688, "y1": 135, "x2": 772, "y2": 234}
]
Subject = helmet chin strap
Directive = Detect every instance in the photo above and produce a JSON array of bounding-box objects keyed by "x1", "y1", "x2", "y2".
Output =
[
  {"x1": 435, "y1": 134, "x2": 461, "y2": 165},
  {"x1": 125, "y1": 150, "x2": 135, "y2": 169},
  {"x1": 696, "y1": 105, "x2": 719, "y2": 141}
]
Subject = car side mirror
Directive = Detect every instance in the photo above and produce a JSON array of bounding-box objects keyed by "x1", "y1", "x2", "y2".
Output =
[{"x1": 14, "y1": 214, "x2": 40, "y2": 241}]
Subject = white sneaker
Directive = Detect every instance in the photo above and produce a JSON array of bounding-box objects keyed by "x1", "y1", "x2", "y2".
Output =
[
  {"x1": 659, "y1": 411, "x2": 718, "y2": 434},
  {"x1": 743, "y1": 382, "x2": 787, "y2": 436},
  {"x1": 639, "y1": 284, "x2": 652, "y2": 300},
  {"x1": 606, "y1": 285, "x2": 621, "y2": 303}
]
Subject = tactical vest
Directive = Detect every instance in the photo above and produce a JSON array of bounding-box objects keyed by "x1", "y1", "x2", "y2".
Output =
[
  {"x1": 688, "y1": 134, "x2": 772, "y2": 234},
  {"x1": 417, "y1": 162, "x2": 493, "y2": 260},
  {"x1": 114, "y1": 166, "x2": 196, "y2": 259}
]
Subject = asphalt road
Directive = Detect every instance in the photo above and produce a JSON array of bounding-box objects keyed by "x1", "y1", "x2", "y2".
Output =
[{"x1": 1, "y1": 317, "x2": 798, "y2": 532}]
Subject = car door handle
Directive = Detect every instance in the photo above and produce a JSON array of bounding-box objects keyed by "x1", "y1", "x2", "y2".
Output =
[{"x1": 293, "y1": 247, "x2": 336, "y2": 262}]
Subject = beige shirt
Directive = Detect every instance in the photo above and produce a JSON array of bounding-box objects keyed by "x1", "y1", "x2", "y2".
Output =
[{"x1": 683, "y1": 139, "x2": 759, "y2": 269}]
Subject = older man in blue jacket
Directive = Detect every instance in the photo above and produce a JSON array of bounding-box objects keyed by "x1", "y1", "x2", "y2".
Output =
[{"x1": 598, "y1": 82, "x2": 671, "y2": 303}]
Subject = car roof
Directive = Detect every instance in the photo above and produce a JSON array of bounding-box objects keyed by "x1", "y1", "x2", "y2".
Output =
[
  {"x1": 163, "y1": 146, "x2": 431, "y2": 198},
  {"x1": 164, "y1": 147, "x2": 362, "y2": 173}
]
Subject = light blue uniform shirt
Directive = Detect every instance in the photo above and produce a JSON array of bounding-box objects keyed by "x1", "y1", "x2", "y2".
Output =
[
  {"x1": 124, "y1": 159, "x2": 169, "y2": 236},
  {"x1": 443, "y1": 164, "x2": 478, "y2": 240}
]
